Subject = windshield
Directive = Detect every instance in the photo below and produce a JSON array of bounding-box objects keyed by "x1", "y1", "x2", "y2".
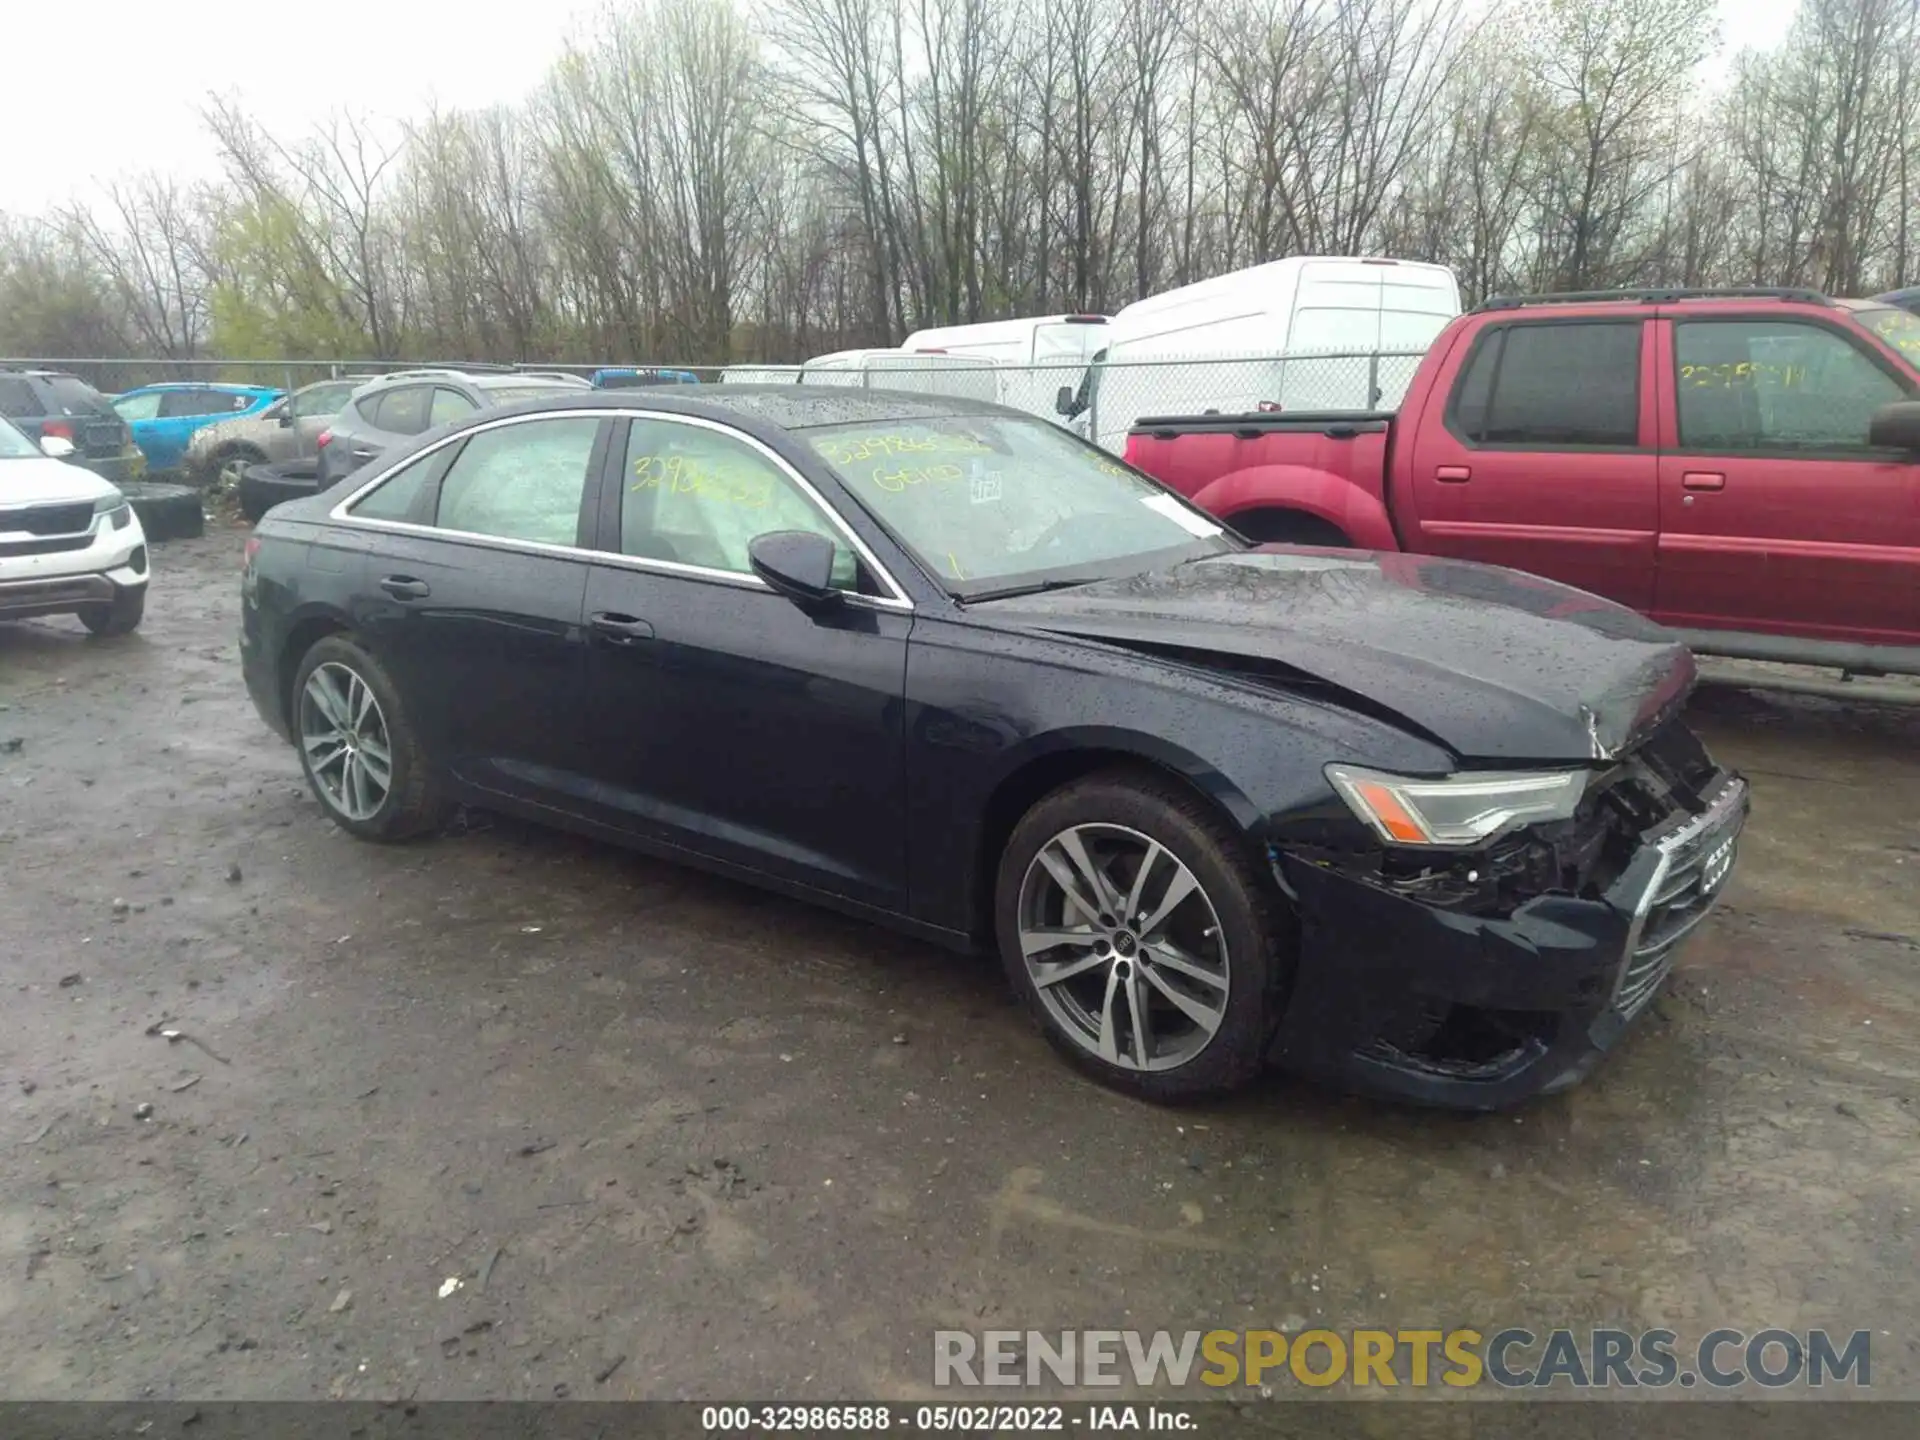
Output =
[
  {"x1": 1858, "y1": 306, "x2": 1920, "y2": 369},
  {"x1": 0, "y1": 416, "x2": 40, "y2": 459},
  {"x1": 803, "y1": 414, "x2": 1233, "y2": 598}
]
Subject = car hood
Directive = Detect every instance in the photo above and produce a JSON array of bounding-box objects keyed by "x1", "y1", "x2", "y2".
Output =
[
  {"x1": 0, "y1": 456, "x2": 121, "y2": 507},
  {"x1": 974, "y1": 549, "x2": 1696, "y2": 764}
]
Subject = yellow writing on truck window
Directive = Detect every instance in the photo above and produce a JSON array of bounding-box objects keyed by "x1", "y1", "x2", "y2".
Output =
[
  {"x1": 1680, "y1": 361, "x2": 1810, "y2": 390},
  {"x1": 631, "y1": 454, "x2": 773, "y2": 508}
]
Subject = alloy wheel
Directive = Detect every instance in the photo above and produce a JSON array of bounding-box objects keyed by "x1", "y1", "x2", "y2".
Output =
[
  {"x1": 299, "y1": 662, "x2": 394, "y2": 822},
  {"x1": 1016, "y1": 823, "x2": 1231, "y2": 1071}
]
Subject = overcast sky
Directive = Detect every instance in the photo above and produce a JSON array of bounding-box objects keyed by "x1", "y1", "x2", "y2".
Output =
[{"x1": 2, "y1": 0, "x2": 1800, "y2": 218}]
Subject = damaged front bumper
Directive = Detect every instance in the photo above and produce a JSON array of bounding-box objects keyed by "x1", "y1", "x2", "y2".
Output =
[{"x1": 1269, "y1": 770, "x2": 1749, "y2": 1109}]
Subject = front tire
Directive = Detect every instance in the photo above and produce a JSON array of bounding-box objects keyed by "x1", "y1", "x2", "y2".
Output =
[
  {"x1": 995, "y1": 769, "x2": 1292, "y2": 1102},
  {"x1": 80, "y1": 586, "x2": 145, "y2": 637},
  {"x1": 212, "y1": 445, "x2": 266, "y2": 492},
  {"x1": 291, "y1": 635, "x2": 448, "y2": 841}
]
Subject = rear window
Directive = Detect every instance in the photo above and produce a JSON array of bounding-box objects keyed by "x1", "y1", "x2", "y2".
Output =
[
  {"x1": 482, "y1": 384, "x2": 583, "y2": 407},
  {"x1": 44, "y1": 376, "x2": 112, "y2": 416},
  {"x1": 1449, "y1": 322, "x2": 1641, "y2": 447}
]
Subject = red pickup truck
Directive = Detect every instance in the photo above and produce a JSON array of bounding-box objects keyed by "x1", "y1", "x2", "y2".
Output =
[{"x1": 1124, "y1": 287, "x2": 1920, "y2": 673}]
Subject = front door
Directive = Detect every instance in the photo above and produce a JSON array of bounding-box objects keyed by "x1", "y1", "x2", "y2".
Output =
[
  {"x1": 1406, "y1": 318, "x2": 1659, "y2": 610},
  {"x1": 1654, "y1": 315, "x2": 1920, "y2": 644},
  {"x1": 573, "y1": 414, "x2": 912, "y2": 909}
]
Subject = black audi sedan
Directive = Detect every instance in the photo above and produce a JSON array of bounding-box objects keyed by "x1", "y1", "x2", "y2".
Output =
[{"x1": 239, "y1": 388, "x2": 1747, "y2": 1109}]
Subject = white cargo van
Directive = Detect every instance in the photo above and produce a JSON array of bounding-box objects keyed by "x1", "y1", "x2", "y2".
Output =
[
  {"x1": 901, "y1": 315, "x2": 1111, "y2": 420},
  {"x1": 1068, "y1": 256, "x2": 1461, "y2": 451},
  {"x1": 798, "y1": 348, "x2": 998, "y2": 402},
  {"x1": 901, "y1": 314, "x2": 1110, "y2": 366}
]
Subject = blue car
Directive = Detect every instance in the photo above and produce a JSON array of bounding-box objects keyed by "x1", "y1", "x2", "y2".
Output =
[
  {"x1": 110, "y1": 383, "x2": 284, "y2": 473},
  {"x1": 588, "y1": 367, "x2": 701, "y2": 389}
]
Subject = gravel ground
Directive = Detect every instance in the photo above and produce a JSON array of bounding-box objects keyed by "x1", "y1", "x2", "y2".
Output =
[{"x1": 0, "y1": 529, "x2": 1917, "y2": 1403}]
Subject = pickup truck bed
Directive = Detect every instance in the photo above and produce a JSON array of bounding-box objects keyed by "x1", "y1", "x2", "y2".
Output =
[{"x1": 1124, "y1": 289, "x2": 1920, "y2": 673}]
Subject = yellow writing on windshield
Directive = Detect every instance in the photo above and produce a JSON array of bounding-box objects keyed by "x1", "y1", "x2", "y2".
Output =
[
  {"x1": 631, "y1": 453, "x2": 773, "y2": 508},
  {"x1": 814, "y1": 431, "x2": 993, "y2": 466},
  {"x1": 870, "y1": 462, "x2": 965, "y2": 493}
]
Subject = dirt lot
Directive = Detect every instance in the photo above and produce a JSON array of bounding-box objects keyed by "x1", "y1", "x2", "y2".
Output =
[{"x1": 0, "y1": 528, "x2": 1917, "y2": 1403}]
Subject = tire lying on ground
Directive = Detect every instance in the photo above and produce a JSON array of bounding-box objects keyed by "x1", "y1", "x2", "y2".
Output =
[
  {"x1": 238, "y1": 460, "x2": 322, "y2": 524},
  {"x1": 118, "y1": 481, "x2": 205, "y2": 541}
]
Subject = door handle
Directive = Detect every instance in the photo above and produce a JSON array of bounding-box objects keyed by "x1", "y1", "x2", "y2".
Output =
[
  {"x1": 378, "y1": 575, "x2": 431, "y2": 600},
  {"x1": 1681, "y1": 471, "x2": 1726, "y2": 491},
  {"x1": 349, "y1": 447, "x2": 377, "y2": 461},
  {"x1": 1435, "y1": 465, "x2": 1472, "y2": 483},
  {"x1": 589, "y1": 611, "x2": 655, "y2": 646}
]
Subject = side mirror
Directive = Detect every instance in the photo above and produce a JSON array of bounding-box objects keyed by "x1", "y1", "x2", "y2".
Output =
[
  {"x1": 748, "y1": 530, "x2": 845, "y2": 612},
  {"x1": 1868, "y1": 399, "x2": 1920, "y2": 454},
  {"x1": 39, "y1": 434, "x2": 76, "y2": 459},
  {"x1": 1054, "y1": 385, "x2": 1079, "y2": 418},
  {"x1": 277, "y1": 410, "x2": 294, "y2": 427}
]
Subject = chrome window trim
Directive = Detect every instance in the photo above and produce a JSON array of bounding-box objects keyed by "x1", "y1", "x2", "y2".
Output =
[{"x1": 327, "y1": 407, "x2": 914, "y2": 611}]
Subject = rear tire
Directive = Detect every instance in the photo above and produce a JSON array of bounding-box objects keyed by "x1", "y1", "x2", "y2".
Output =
[
  {"x1": 994, "y1": 768, "x2": 1292, "y2": 1102},
  {"x1": 79, "y1": 586, "x2": 145, "y2": 637},
  {"x1": 291, "y1": 635, "x2": 449, "y2": 842},
  {"x1": 1232, "y1": 509, "x2": 1350, "y2": 547},
  {"x1": 119, "y1": 481, "x2": 205, "y2": 541}
]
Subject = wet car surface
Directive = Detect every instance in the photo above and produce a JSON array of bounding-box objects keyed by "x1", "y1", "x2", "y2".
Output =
[{"x1": 0, "y1": 532, "x2": 1916, "y2": 1399}]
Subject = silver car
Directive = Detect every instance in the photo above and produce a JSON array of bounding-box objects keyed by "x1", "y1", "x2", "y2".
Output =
[{"x1": 185, "y1": 377, "x2": 373, "y2": 487}]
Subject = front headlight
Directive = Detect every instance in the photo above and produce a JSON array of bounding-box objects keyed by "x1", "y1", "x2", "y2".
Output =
[
  {"x1": 1325, "y1": 764, "x2": 1586, "y2": 847},
  {"x1": 93, "y1": 496, "x2": 134, "y2": 531}
]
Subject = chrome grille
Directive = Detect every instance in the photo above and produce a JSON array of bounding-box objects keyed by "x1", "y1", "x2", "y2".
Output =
[{"x1": 1614, "y1": 776, "x2": 1746, "y2": 1018}]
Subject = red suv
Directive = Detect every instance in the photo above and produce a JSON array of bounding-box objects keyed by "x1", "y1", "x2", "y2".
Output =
[{"x1": 1125, "y1": 288, "x2": 1920, "y2": 672}]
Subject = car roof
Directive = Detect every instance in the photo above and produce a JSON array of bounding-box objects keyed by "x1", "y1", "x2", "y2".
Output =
[
  {"x1": 527, "y1": 385, "x2": 1019, "y2": 430},
  {"x1": 472, "y1": 373, "x2": 591, "y2": 391},
  {"x1": 121, "y1": 381, "x2": 279, "y2": 394}
]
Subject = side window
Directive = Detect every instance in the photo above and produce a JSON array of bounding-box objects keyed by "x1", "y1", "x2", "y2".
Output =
[
  {"x1": 429, "y1": 387, "x2": 479, "y2": 427},
  {"x1": 1447, "y1": 333, "x2": 1498, "y2": 439},
  {"x1": 354, "y1": 393, "x2": 383, "y2": 423},
  {"x1": 113, "y1": 391, "x2": 164, "y2": 422},
  {"x1": 0, "y1": 378, "x2": 39, "y2": 417},
  {"x1": 1675, "y1": 320, "x2": 1907, "y2": 452},
  {"x1": 373, "y1": 386, "x2": 430, "y2": 435},
  {"x1": 348, "y1": 444, "x2": 458, "y2": 522},
  {"x1": 1454, "y1": 323, "x2": 1641, "y2": 447},
  {"x1": 159, "y1": 390, "x2": 216, "y2": 418},
  {"x1": 293, "y1": 385, "x2": 350, "y2": 419},
  {"x1": 620, "y1": 418, "x2": 861, "y2": 589},
  {"x1": 434, "y1": 417, "x2": 599, "y2": 545}
]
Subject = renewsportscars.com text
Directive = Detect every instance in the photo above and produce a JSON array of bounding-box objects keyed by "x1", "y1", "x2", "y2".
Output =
[{"x1": 933, "y1": 1327, "x2": 1872, "y2": 1390}]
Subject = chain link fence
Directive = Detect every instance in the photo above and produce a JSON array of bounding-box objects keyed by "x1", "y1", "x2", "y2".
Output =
[{"x1": 2, "y1": 350, "x2": 1425, "y2": 457}]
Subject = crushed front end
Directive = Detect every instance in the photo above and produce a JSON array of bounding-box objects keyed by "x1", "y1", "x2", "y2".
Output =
[{"x1": 1268, "y1": 722, "x2": 1749, "y2": 1109}]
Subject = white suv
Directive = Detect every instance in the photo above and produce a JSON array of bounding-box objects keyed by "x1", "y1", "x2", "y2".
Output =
[{"x1": 0, "y1": 419, "x2": 149, "y2": 635}]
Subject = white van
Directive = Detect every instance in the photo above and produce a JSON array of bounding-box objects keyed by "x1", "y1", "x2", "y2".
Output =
[
  {"x1": 1072, "y1": 256, "x2": 1461, "y2": 450},
  {"x1": 798, "y1": 348, "x2": 999, "y2": 402},
  {"x1": 902, "y1": 315, "x2": 1111, "y2": 420}
]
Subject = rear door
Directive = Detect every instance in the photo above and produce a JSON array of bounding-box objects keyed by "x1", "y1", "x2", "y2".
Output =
[
  {"x1": 1404, "y1": 318, "x2": 1658, "y2": 610},
  {"x1": 1653, "y1": 313, "x2": 1920, "y2": 643},
  {"x1": 347, "y1": 414, "x2": 607, "y2": 804}
]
